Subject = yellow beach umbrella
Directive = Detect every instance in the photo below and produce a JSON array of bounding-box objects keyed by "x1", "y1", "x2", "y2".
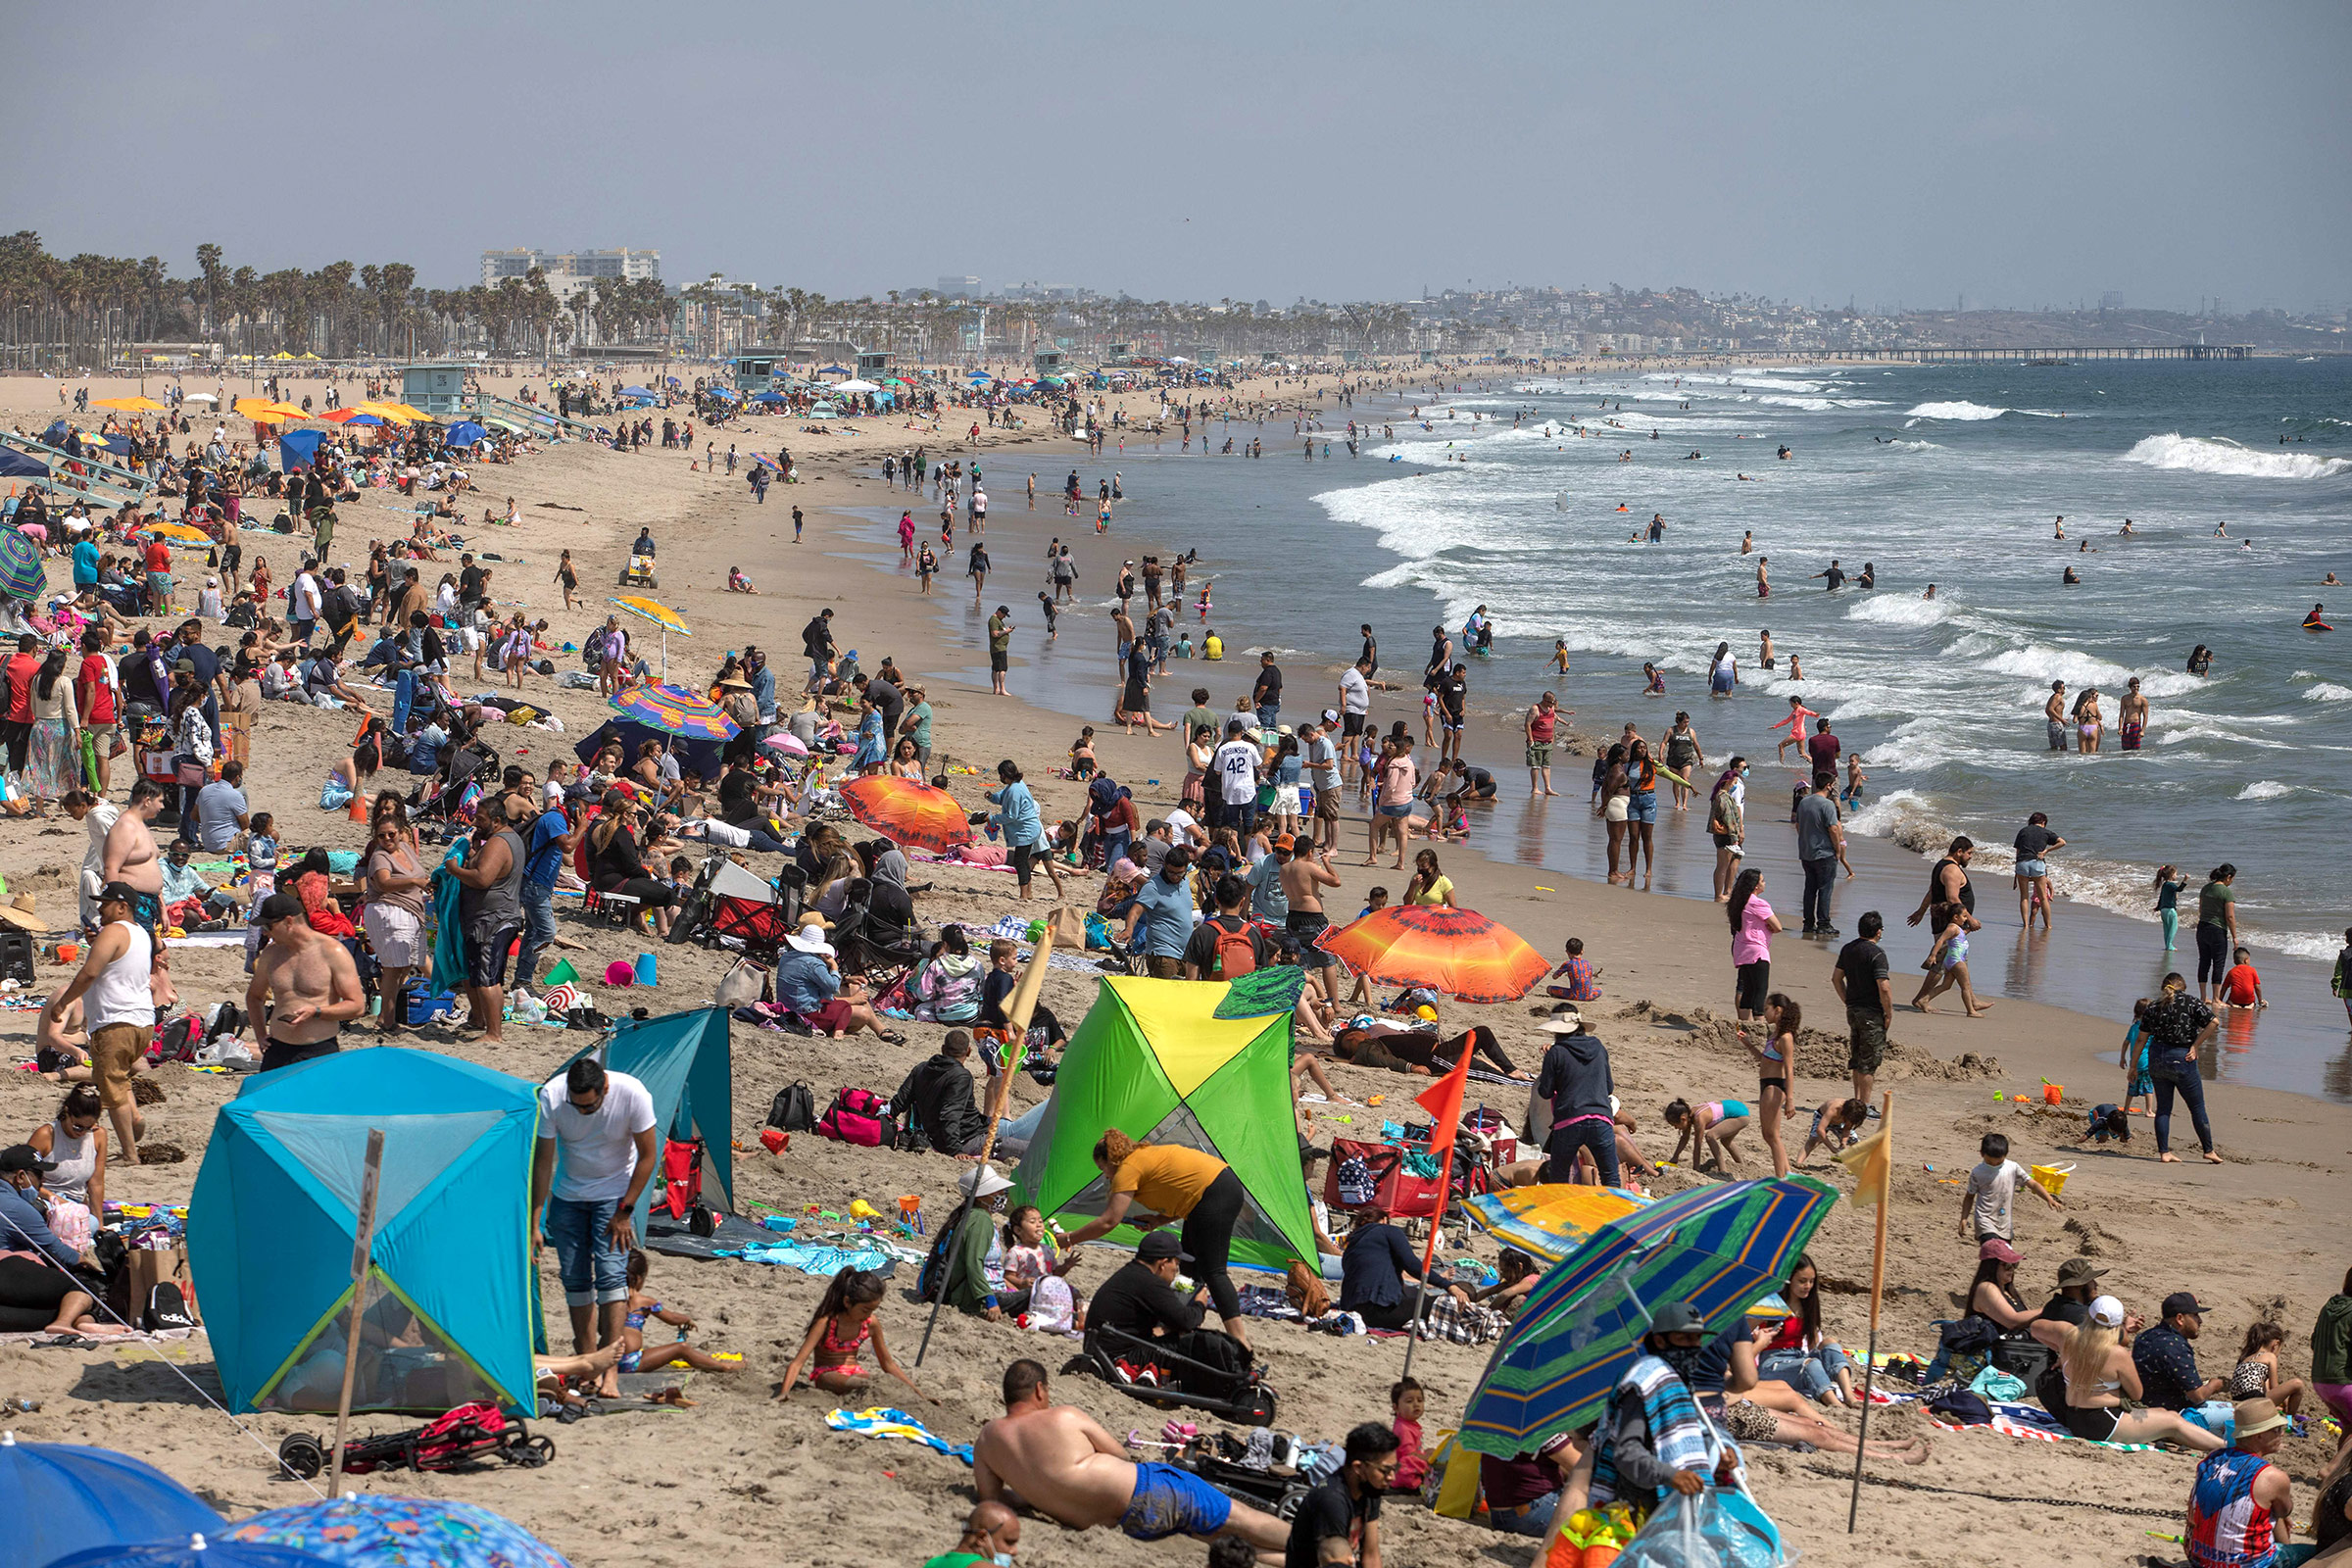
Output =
[
  {"x1": 233, "y1": 397, "x2": 281, "y2": 420},
  {"x1": 92, "y1": 396, "x2": 167, "y2": 413},
  {"x1": 144, "y1": 521, "x2": 215, "y2": 544},
  {"x1": 355, "y1": 402, "x2": 416, "y2": 424},
  {"x1": 383, "y1": 403, "x2": 434, "y2": 422},
  {"x1": 611, "y1": 595, "x2": 690, "y2": 635}
]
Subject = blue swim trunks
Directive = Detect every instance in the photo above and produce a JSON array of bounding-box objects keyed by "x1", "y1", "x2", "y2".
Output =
[{"x1": 1122, "y1": 1460, "x2": 1233, "y2": 1541}]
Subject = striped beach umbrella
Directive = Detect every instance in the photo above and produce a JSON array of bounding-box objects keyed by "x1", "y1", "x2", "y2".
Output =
[
  {"x1": 610, "y1": 682, "x2": 738, "y2": 741},
  {"x1": 0, "y1": 528, "x2": 43, "y2": 601},
  {"x1": 1458, "y1": 1176, "x2": 1838, "y2": 1455},
  {"x1": 840, "y1": 775, "x2": 975, "y2": 854},
  {"x1": 1464, "y1": 1183, "x2": 1654, "y2": 1264},
  {"x1": 1319, "y1": 905, "x2": 1548, "y2": 1003}
]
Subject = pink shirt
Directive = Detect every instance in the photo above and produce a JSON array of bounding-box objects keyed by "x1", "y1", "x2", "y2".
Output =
[{"x1": 1733, "y1": 896, "x2": 1776, "y2": 966}]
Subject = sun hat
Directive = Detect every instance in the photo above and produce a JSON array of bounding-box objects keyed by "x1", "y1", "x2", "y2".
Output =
[
  {"x1": 958, "y1": 1165, "x2": 1012, "y2": 1200},
  {"x1": 785, "y1": 921, "x2": 835, "y2": 956},
  {"x1": 1539, "y1": 1007, "x2": 1584, "y2": 1033},
  {"x1": 2087, "y1": 1295, "x2": 2126, "y2": 1328},
  {"x1": 2232, "y1": 1397, "x2": 2291, "y2": 1440}
]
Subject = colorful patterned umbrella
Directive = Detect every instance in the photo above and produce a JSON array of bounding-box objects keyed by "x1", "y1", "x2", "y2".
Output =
[
  {"x1": 840, "y1": 775, "x2": 975, "y2": 853},
  {"x1": 1465, "y1": 1183, "x2": 1655, "y2": 1264},
  {"x1": 1319, "y1": 905, "x2": 1549, "y2": 1003},
  {"x1": 1457, "y1": 1176, "x2": 1838, "y2": 1455},
  {"x1": 0, "y1": 527, "x2": 43, "y2": 601},
  {"x1": 50, "y1": 1536, "x2": 334, "y2": 1568},
  {"x1": 224, "y1": 1494, "x2": 570, "y2": 1568},
  {"x1": 610, "y1": 682, "x2": 738, "y2": 740}
]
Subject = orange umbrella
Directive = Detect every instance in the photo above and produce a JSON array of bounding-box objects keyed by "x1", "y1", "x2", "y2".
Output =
[
  {"x1": 839, "y1": 775, "x2": 975, "y2": 854},
  {"x1": 1320, "y1": 905, "x2": 1549, "y2": 1004}
]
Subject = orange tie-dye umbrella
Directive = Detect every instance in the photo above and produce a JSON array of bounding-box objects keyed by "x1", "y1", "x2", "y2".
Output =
[
  {"x1": 839, "y1": 775, "x2": 975, "y2": 854},
  {"x1": 1320, "y1": 905, "x2": 1549, "y2": 1004}
]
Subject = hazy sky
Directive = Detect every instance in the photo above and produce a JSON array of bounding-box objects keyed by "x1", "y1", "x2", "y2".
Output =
[{"x1": 8, "y1": 2, "x2": 2348, "y2": 313}]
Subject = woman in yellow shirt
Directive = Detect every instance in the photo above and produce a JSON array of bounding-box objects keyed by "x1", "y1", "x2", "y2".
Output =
[
  {"x1": 1060, "y1": 1130, "x2": 1252, "y2": 1349},
  {"x1": 1403, "y1": 848, "x2": 1456, "y2": 907}
]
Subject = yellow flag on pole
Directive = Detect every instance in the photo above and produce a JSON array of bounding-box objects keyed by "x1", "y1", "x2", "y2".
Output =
[{"x1": 1835, "y1": 1124, "x2": 1891, "y2": 1208}]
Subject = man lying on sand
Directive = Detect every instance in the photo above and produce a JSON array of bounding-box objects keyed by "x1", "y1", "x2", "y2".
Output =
[{"x1": 974, "y1": 1358, "x2": 1287, "y2": 1553}]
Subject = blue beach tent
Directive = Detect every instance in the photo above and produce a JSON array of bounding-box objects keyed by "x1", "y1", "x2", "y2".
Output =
[
  {"x1": 276, "y1": 429, "x2": 325, "y2": 471},
  {"x1": 187, "y1": 1049, "x2": 540, "y2": 1415},
  {"x1": 557, "y1": 1005, "x2": 736, "y2": 1237}
]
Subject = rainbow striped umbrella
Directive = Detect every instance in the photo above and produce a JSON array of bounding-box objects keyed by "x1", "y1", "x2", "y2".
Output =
[
  {"x1": 610, "y1": 682, "x2": 738, "y2": 741},
  {"x1": 1458, "y1": 1176, "x2": 1838, "y2": 1455}
]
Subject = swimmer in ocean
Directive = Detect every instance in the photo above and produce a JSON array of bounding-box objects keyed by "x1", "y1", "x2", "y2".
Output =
[
  {"x1": 2325, "y1": 572, "x2": 2341, "y2": 585},
  {"x1": 2063, "y1": 566, "x2": 2082, "y2": 584},
  {"x1": 2054, "y1": 515, "x2": 2067, "y2": 540},
  {"x1": 2304, "y1": 604, "x2": 2331, "y2": 631},
  {"x1": 1924, "y1": 584, "x2": 1937, "y2": 599},
  {"x1": 2119, "y1": 518, "x2": 2136, "y2": 535},
  {"x1": 2214, "y1": 520, "x2": 2230, "y2": 538},
  {"x1": 1740, "y1": 531, "x2": 1754, "y2": 554},
  {"x1": 1756, "y1": 556, "x2": 1771, "y2": 598}
]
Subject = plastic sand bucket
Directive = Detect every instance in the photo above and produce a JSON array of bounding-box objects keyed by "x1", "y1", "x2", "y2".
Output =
[
  {"x1": 604, "y1": 958, "x2": 637, "y2": 987},
  {"x1": 2030, "y1": 1162, "x2": 2075, "y2": 1200},
  {"x1": 634, "y1": 951, "x2": 660, "y2": 987}
]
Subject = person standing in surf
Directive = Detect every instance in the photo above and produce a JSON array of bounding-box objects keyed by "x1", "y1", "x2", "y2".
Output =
[{"x1": 2119, "y1": 678, "x2": 2149, "y2": 751}]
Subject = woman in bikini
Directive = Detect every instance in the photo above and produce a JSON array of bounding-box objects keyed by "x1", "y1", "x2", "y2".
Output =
[
  {"x1": 2072, "y1": 687, "x2": 2104, "y2": 754},
  {"x1": 778, "y1": 1266, "x2": 933, "y2": 1404},
  {"x1": 1740, "y1": 993, "x2": 1799, "y2": 1177}
]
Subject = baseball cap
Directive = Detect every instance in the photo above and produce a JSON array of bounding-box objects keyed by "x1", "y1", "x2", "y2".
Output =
[
  {"x1": 1648, "y1": 1300, "x2": 1707, "y2": 1335},
  {"x1": 259, "y1": 892, "x2": 306, "y2": 925},
  {"x1": 2087, "y1": 1295, "x2": 2126, "y2": 1328},
  {"x1": 2055, "y1": 1259, "x2": 2106, "y2": 1288},
  {"x1": 97, "y1": 880, "x2": 141, "y2": 906},
  {"x1": 2233, "y1": 1397, "x2": 2291, "y2": 1440},
  {"x1": 0, "y1": 1145, "x2": 58, "y2": 1176},
  {"x1": 1270, "y1": 833, "x2": 1295, "y2": 851},
  {"x1": 1136, "y1": 1232, "x2": 1193, "y2": 1264},
  {"x1": 2162, "y1": 1292, "x2": 2207, "y2": 1319},
  {"x1": 1978, "y1": 1239, "x2": 2023, "y2": 1265}
]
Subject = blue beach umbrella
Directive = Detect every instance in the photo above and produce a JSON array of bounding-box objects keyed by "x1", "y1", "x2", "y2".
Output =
[
  {"x1": 442, "y1": 421, "x2": 488, "y2": 447},
  {"x1": 619, "y1": 386, "x2": 658, "y2": 399},
  {"x1": 1458, "y1": 1176, "x2": 1838, "y2": 1456},
  {"x1": 0, "y1": 1433, "x2": 225, "y2": 1568},
  {"x1": 49, "y1": 1537, "x2": 335, "y2": 1568}
]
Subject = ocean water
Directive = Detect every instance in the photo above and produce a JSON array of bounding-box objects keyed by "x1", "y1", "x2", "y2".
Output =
[{"x1": 1323, "y1": 357, "x2": 2352, "y2": 963}]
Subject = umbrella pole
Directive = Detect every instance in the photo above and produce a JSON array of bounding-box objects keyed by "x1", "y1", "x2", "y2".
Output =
[
  {"x1": 917, "y1": 915, "x2": 1057, "y2": 1367},
  {"x1": 328, "y1": 1129, "x2": 386, "y2": 1497},
  {"x1": 1397, "y1": 1272, "x2": 1434, "y2": 1384},
  {"x1": 1845, "y1": 1093, "x2": 1892, "y2": 1533}
]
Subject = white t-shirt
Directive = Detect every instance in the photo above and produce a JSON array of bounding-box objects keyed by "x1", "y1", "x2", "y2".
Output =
[
  {"x1": 292, "y1": 572, "x2": 321, "y2": 619},
  {"x1": 537, "y1": 1070, "x2": 658, "y2": 1202},
  {"x1": 1966, "y1": 1158, "x2": 2027, "y2": 1240},
  {"x1": 1340, "y1": 667, "x2": 1370, "y2": 716},
  {"x1": 1212, "y1": 739, "x2": 1260, "y2": 805},
  {"x1": 1163, "y1": 806, "x2": 1200, "y2": 846}
]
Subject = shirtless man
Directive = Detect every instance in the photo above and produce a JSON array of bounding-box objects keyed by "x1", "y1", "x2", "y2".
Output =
[
  {"x1": 974, "y1": 1359, "x2": 1286, "y2": 1552},
  {"x1": 244, "y1": 892, "x2": 366, "y2": 1073},
  {"x1": 101, "y1": 780, "x2": 171, "y2": 939},
  {"x1": 2042, "y1": 680, "x2": 2069, "y2": 754},
  {"x1": 1282, "y1": 835, "x2": 1344, "y2": 998},
  {"x1": 2118, "y1": 676, "x2": 2149, "y2": 751}
]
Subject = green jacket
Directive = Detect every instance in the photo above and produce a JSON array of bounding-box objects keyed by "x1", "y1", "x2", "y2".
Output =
[
  {"x1": 945, "y1": 1206, "x2": 999, "y2": 1314},
  {"x1": 2314, "y1": 1294, "x2": 2352, "y2": 1386}
]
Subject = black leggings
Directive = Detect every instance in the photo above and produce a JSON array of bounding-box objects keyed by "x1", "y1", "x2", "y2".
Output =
[
  {"x1": 1179, "y1": 1168, "x2": 1247, "y2": 1326},
  {"x1": 1357, "y1": 1298, "x2": 1420, "y2": 1332},
  {"x1": 1543, "y1": 1118, "x2": 1623, "y2": 1187},
  {"x1": 2195, "y1": 923, "x2": 2230, "y2": 986},
  {"x1": 599, "y1": 876, "x2": 679, "y2": 909},
  {"x1": 0, "y1": 1254, "x2": 74, "y2": 1330},
  {"x1": 1430, "y1": 1026, "x2": 1516, "y2": 1076}
]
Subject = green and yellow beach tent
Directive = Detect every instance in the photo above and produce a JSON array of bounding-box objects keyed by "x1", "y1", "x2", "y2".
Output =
[
  {"x1": 188, "y1": 1049, "x2": 538, "y2": 1414},
  {"x1": 1012, "y1": 974, "x2": 1316, "y2": 1271}
]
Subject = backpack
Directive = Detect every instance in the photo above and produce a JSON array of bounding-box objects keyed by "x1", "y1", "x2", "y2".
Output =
[
  {"x1": 1207, "y1": 917, "x2": 1258, "y2": 980},
  {"x1": 816, "y1": 1087, "x2": 897, "y2": 1148},
  {"x1": 766, "y1": 1081, "x2": 817, "y2": 1132},
  {"x1": 143, "y1": 1281, "x2": 198, "y2": 1333}
]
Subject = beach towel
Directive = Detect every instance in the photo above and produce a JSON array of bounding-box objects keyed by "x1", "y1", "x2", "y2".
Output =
[
  {"x1": 826, "y1": 1405, "x2": 973, "y2": 1465},
  {"x1": 1925, "y1": 1396, "x2": 2163, "y2": 1451},
  {"x1": 718, "y1": 1241, "x2": 899, "y2": 1278}
]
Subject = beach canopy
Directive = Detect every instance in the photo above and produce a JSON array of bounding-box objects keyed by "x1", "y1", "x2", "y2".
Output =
[
  {"x1": 839, "y1": 775, "x2": 974, "y2": 854},
  {"x1": 442, "y1": 420, "x2": 488, "y2": 447},
  {"x1": 224, "y1": 1496, "x2": 566, "y2": 1568},
  {"x1": 619, "y1": 385, "x2": 658, "y2": 399},
  {"x1": 0, "y1": 447, "x2": 48, "y2": 480},
  {"x1": 186, "y1": 1049, "x2": 540, "y2": 1415},
  {"x1": 1013, "y1": 976, "x2": 1315, "y2": 1272},
  {"x1": 834, "y1": 378, "x2": 880, "y2": 393},
  {"x1": 557, "y1": 1005, "x2": 736, "y2": 1238},
  {"x1": 0, "y1": 1433, "x2": 225, "y2": 1568},
  {"x1": 91, "y1": 396, "x2": 165, "y2": 413},
  {"x1": 1458, "y1": 1176, "x2": 1838, "y2": 1456},
  {"x1": 751, "y1": 390, "x2": 788, "y2": 405},
  {"x1": 1321, "y1": 905, "x2": 1548, "y2": 1003},
  {"x1": 276, "y1": 430, "x2": 325, "y2": 472}
]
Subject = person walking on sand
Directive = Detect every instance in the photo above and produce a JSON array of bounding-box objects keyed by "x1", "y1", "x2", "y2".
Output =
[
  {"x1": 1911, "y1": 901, "x2": 1993, "y2": 1017},
  {"x1": 2013, "y1": 812, "x2": 2066, "y2": 930},
  {"x1": 987, "y1": 606, "x2": 1013, "y2": 697},
  {"x1": 2141, "y1": 973, "x2": 2224, "y2": 1164}
]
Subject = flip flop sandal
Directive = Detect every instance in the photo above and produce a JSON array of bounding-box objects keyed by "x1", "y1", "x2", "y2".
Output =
[{"x1": 33, "y1": 1335, "x2": 96, "y2": 1350}]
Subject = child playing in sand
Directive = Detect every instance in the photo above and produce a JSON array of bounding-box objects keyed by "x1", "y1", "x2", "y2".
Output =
[
  {"x1": 1546, "y1": 936, "x2": 1601, "y2": 1002},
  {"x1": 1801, "y1": 1098, "x2": 1869, "y2": 1162},
  {"x1": 1664, "y1": 1097, "x2": 1750, "y2": 1171},
  {"x1": 1068, "y1": 727, "x2": 1097, "y2": 780},
  {"x1": 610, "y1": 1250, "x2": 741, "y2": 1394},
  {"x1": 778, "y1": 1265, "x2": 933, "y2": 1404},
  {"x1": 2230, "y1": 1322, "x2": 2309, "y2": 1414}
]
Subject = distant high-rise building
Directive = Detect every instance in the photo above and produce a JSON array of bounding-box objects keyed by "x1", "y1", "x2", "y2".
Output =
[
  {"x1": 936, "y1": 275, "x2": 982, "y2": 298},
  {"x1": 2099, "y1": 291, "x2": 2124, "y2": 311},
  {"x1": 479, "y1": 248, "x2": 662, "y2": 298}
]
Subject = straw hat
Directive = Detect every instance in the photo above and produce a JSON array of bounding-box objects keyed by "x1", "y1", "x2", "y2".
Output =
[{"x1": 0, "y1": 894, "x2": 47, "y2": 934}]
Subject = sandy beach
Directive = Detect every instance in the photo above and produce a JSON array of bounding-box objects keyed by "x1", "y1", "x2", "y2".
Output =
[{"x1": 3, "y1": 366, "x2": 2348, "y2": 1568}]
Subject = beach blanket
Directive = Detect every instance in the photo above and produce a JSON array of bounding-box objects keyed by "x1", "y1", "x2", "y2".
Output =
[
  {"x1": 643, "y1": 1210, "x2": 782, "y2": 1261},
  {"x1": 1926, "y1": 1398, "x2": 2162, "y2": 1451},
  {"x1": 718, "y1": 1240, "x2": 899, "y2": 1278},
  {"x1": 826, "y1": 1405, "x2": 972, "y2": 1466}
]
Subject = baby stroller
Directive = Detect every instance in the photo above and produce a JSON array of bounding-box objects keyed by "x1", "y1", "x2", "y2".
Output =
[
  {"x1": 277, "y1": 1401, "x2": 552, "y2": 1479},
  {"x1": 1078, "y1": 1324, "x2": 1277, "y2": 1427},
  {"x1": 675, "y1": 852, "x2": 805, "y2": 962}
]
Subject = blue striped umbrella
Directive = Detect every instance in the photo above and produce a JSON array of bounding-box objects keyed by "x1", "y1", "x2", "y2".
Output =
[
  {"x1": 0, "y1": 527, "x2": 43, "y2": 601},
  {"x1": 1458, "y1": 1176, "x2": 1837, "y2": 1456}
]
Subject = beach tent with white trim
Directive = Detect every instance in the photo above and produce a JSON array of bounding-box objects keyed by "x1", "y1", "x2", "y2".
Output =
[
  {"x1": 188, "y1": 1049, "x2": 538, "y2": 1414},
  {"x1": 1011, "y1": 975, "x2": 1314, "y2": 1271}
]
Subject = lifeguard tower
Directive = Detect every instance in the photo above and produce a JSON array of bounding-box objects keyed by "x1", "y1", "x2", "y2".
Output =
[
  {"x1": 730, "y1": 350, "x2": 792, "y2": 395},
  {"x1": 400, "y1": 363, "x2": 469, "y2": 416}
]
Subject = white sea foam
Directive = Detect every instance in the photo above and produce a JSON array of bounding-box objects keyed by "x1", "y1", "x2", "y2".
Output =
[
  {"x1": 2303, "y1": 682, "x2": 2352, "y2": 702},
  {"x1": 1845, "y1": 595, "x2": 1952, "y2": 627},
  {"x1": 1980, "y1": 644, "x2": 2202, "y2": 698},
  {"x1": 1906, "y1": 400, "x2": 2008, "y2": 420},
  {"x1": 2121, "y1": 433, "x2": 2352, "y2": 480},
  {"x1": 2235, "y1": 780, "x2": 2295, "y2": 801},
  {"x1": 1883, "y1": 439, "x2": 1942, "y2": 451},
  {"x1": 1839, "y1": 788, "x2": 1934, "y2": 838}
]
